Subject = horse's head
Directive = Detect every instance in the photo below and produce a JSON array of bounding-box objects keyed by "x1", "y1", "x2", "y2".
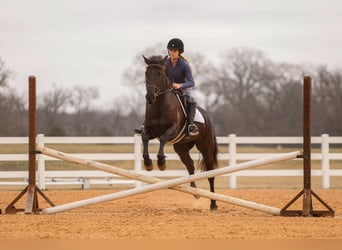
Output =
[{"x1": 143, "y1": 55, "x2": 168, "y2": 104}]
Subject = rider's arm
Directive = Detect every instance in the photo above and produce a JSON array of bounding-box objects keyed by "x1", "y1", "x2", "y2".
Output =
[{"x1": 180, "y1": 61, "x2": 195, "y2": 89}]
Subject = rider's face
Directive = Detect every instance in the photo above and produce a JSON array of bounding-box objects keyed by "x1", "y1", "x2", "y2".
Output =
[{"x1": 168, "y1": 49, "x2": 180, "y2": 60}]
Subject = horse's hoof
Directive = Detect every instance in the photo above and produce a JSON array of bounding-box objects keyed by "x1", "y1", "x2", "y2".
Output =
[
  {"x1": 144, "y1": 164, "x2": 153, "y2": 171},
  {"x1": 144, "y1": 158, "x2": 153, "y2": 171},
  {"x1": 157, "y1": 156, "x2": 166, "y2": 170},
  {"x1": 210, "y1": 203, "x2": 218, "y2": 211},
  {"x1": 157, "y1": 164, "x2": 166, "y2": 171}
]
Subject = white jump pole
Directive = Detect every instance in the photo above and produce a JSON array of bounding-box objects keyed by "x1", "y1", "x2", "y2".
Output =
[
  {"x1": 39, "y1": 147, "x2": 283, "y2": 215},
  {"x1": 40, "y1": 147, "x2": 301, "y2": 215},
  {"x1": 40, "y1": 147, "x2": 285, "y2": 215},
  {"x1": 38, "y1": 146, "x2": 287, "y2": 215}
]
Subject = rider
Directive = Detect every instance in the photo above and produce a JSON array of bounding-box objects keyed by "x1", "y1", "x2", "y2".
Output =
[{"x1": 135, "y1": 38, "x2": 199, "y2": 136}]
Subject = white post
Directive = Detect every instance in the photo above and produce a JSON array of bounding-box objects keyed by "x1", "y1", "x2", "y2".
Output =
[
  {"x1": 321, "y1": 134, "x2": 330, "y2": 189},
  {"x1": 37, "y1": 134, "x2": 46, "y2": 190},
  {"x1": 229, "y1": 134, "x2": 237, "y2": 189},
  {"x1": 134, "y1": 134, "x2": 143, "y2": 188}
]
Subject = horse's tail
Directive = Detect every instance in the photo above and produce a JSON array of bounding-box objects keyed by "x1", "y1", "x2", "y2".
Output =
[
  {"x1": 198, "y1": 108, "x2": 218, "y2": 171},
  {"x1": 213, "y1": 133, "x2": 218, "y2": 168},
  {"x1": 210, "y1": 129, "x2": 219, "y2": 169}
]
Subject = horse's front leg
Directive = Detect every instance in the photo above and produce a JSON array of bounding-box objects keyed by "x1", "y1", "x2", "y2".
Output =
[
  {"x1": 157, "y1": 126, "x2": 178, "y2": 170},
  {"x1": 142, "y1": 132, "x2": 153, "y2": 171},
  {"x1": 157, "y1": 134, "x2": 167, "y2": 170}
]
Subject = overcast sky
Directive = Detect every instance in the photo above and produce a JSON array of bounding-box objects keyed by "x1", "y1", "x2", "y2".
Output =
[{"x1": 1, "y1": 0, "x2": 342, "y2": 108}]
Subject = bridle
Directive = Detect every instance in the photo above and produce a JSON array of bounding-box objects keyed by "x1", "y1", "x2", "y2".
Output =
[{"x1": 145, "y1": 64, "x2": 174, "y2": 98}]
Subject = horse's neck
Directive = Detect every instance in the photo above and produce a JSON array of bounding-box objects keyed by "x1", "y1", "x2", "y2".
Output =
[
  {"x1": 156, "y1": 92, "x2": 178, "y2": 110},
  {"x1": 148, "y1": 92, "x2": 183, "y2": 116}
]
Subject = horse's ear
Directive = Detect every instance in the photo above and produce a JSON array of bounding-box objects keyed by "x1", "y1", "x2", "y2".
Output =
[
  {"x1": 143, "y1": 55, "x2": 151, "y2": 65},
  {"x1": 162, "y1": 55, "x2": 168, "y2": 65}
]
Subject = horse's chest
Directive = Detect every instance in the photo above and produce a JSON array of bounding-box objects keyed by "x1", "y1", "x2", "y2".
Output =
[
  {"x1": 148, "y1": 116, "x2": 168, "y2": 127},
  {"x1": 146, "y1": 109, "x2": 172, "y2": 127}
]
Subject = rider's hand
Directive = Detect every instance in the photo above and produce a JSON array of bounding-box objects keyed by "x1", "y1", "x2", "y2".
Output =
[{"x1": 173, "y1": 83, "x2": 182, "y2": 89}]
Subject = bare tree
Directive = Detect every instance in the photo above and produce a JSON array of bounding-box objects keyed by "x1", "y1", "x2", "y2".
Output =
[
  {"x1": 186, "y1": 51, "x2": 218, "y2": 112},
  {"x1": 314, "y1": 66, "x2": 342, "y2": 135},
  {"x1": 70, "y1": 85, "x2": 99, "y2": 112},
  {"x1": 0, "y1": 58, "x2": 11, "y2": 88},
  {"x1": 37, "y1": 84, "x2": 72, "y2": 135},
  {"x1": 0, "y1": 87, "x2": 26, "y2": 136},
  {"x1": 259, "y1": 63, "x2": 307, "y2": 135},
  {"x1": 0, "y1": 46, "x2": 332, "y2": 137},
  {"x1": 68, "y1": 85, "x2": 99, "y2": 135},
  {"x1": 0, "y1": 58, "x2": 27, "y2": 136},
  {"x1": 202, "y1": 48, "x2": 277, "y2": 135},
  {"x1": 200, "y1": 48, "x2": 312, "y2": 135}
]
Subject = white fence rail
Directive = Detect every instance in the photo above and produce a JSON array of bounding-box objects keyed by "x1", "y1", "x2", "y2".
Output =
[{"x1": 0, "y1": 134, "x2": 342, "y2": 189}]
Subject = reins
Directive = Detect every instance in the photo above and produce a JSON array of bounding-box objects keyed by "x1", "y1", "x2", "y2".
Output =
[{"x1": 145, "y1": 84, "x2": 174, "y2": 97}]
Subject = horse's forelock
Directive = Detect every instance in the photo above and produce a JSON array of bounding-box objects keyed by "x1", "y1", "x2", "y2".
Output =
[
  {"x1": 148, "y1": 55, "x2": 166, "y2": 65},
  {"x1": 146, "y1": 56, "x2": 167, "y2": 74}
]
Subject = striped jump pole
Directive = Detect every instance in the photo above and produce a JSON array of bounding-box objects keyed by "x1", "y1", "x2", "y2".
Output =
[{"x1": 39, "y1": 147, "x2": 301, "y2": 215}]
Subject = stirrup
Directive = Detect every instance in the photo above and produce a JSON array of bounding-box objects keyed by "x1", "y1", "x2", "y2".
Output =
[
  {"x1": 188, "y1": 124, "x2": 199, "y2": 136},
  {"x1": 134, "y1": 125, "x2": 144, "y2": 135}
]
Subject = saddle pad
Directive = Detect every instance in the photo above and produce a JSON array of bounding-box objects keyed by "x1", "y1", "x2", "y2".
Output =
[{"x1": 194, "y1": 109, "x2": 205, "y2": 124}]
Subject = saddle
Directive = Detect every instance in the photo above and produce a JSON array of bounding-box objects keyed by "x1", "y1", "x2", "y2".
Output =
[
  {"x1": 173, "y1": 90, "x2": 205, "y2": 124},
  {"x1": 167, "y1": 91, "x2": 205, "y2": 144}
]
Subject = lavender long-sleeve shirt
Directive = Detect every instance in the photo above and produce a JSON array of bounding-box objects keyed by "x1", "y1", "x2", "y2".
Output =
[{"x1": 165, "y1": 57, "x2": 195, "y2": 89}]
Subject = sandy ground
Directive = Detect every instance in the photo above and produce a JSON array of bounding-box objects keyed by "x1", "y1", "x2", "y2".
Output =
[{"x1": 0, "y1": 189, "x2": 341, "y2": 239}]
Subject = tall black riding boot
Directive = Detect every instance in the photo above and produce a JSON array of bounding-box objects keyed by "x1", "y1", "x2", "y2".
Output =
[{"x1": 187, "y1": 102, "x2": 199, "y2": 136}]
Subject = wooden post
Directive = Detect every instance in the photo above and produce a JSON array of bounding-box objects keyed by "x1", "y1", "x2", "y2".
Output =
[
  {"x1": 280, "y1": 76, "x2": 335, "y2": 217},
  {"x1": 25, "y1": 76, "x2": 38, "y2": 213},
  {"x1": 5, "y1": 76, "x2": 54, "y2": 214},
  {"x1": 302, "y1": 76, "x2": 312, "y2": 216}
]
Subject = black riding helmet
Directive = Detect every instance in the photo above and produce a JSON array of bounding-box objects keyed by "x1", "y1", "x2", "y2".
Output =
[{"x1": 167, "y1": 38, "x2": 184, "y2": 54}]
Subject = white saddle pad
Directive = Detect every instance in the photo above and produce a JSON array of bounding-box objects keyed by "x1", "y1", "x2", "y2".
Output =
[{"x1": 194, "y1": 109, "x2": 205, "y2": 124}]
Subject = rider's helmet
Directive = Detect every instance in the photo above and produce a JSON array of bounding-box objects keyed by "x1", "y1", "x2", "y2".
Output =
[{"x1": 167, "y1": 38, "x2": 184, "y2": 54}]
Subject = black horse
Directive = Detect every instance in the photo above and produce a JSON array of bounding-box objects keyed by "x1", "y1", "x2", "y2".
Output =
[{"x1": 141, "y1": 55, "x2": 218, "y2": 210}]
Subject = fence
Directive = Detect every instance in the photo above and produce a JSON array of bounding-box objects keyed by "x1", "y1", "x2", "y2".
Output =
[{"x1": 0, "y1": 134, "x2": 342, "y2": 189}]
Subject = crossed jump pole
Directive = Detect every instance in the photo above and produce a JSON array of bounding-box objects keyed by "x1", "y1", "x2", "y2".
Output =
[{"x1": 39, "y1": 146, "x2": 300, "y2": 215}]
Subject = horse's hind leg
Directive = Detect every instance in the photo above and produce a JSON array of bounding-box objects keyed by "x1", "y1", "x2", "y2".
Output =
[
  {"x1": 208, "y1": 177, "x2": 217, "y2": 210},
  {"x1": 196, "y1": 144, "x2": 218, "y2": 210},
  {"x1": 173, "y1": 143, "x2": 198, "y2": 190}
]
